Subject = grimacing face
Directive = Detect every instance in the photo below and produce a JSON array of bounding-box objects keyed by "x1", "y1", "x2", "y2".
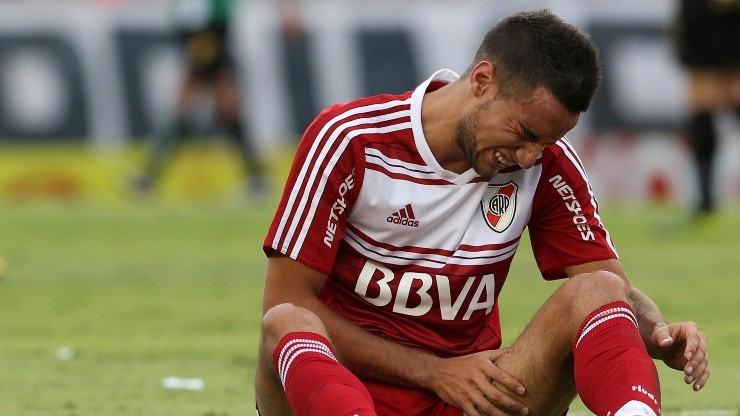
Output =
[{"x1": 454, "y1": 86, "x2": 580, "y2": 179}]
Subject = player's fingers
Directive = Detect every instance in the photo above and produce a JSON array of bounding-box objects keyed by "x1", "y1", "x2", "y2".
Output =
[
  {"x1": 484, "y1": 360, "x2": 526, "y2": 396},
  {"x1": 492, "y1": 367, "x2": 526, "y2": 396},
  {"x1": 461, "y1": 389, "x2": 490, "y2": 416},
  {"x1": 459, "y1": 372, "x2": 506, "y2": 416},
  {"x1": 685, "y1": 342, "x2": 707, "y2": 376},
  {"x1": 478, "y1": 381, "x2": 528, "y2": 416},
  {"x1": 692, "y1": 366, "x2": 710, "y2": 392},
  {"x1": 686, "y1": 350, "x2": 709, "y2": 387},
  {"x1": 680, "y1": 325, "x2": 702, "y2": 360},
  {"x1": 473, "y1": 392, "x2": 524, "y2": 416},
  {"x1": 461, "y1": 403, "x2": 482, "y2": 416},
  {"x1": 691, "y1": 356, "x2": 709, "y2": 383}
]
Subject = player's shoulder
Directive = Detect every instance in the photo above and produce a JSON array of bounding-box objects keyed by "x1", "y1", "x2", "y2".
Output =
[
  {"x1": 314, "y1": 91, "x2": 413, "y2": 125},
  {"x1": 301, "y1": 91, "x2": 415, "y2": 151},
  {"x1": 542, "y1": 137, "x2": 583, "y2": 167},
  {"x1": 539, "y1": 137, "x2": 591, "y2": 183}
]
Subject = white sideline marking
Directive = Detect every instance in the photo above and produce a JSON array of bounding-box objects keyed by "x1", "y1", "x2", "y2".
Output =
[{"x1": 568, "y1": 411, "x2": 738, "y2": 416}]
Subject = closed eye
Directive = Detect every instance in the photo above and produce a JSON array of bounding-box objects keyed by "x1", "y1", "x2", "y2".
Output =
[{"x1": 521, "y1": 125, "x2": 539, "y2": 142}]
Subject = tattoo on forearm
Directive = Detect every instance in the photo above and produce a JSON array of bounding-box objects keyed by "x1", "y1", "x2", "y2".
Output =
[
  {"x1": 628, "y1": 289, "x2": 666, "y2": 332},
  {"x1": 627, "y1": 291, "x2": 645, "y2": 317}
]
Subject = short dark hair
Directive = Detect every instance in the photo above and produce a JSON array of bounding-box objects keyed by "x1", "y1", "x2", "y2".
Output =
[{"x1": 467, "y1": 10, "x2": 602, "y2": 113}]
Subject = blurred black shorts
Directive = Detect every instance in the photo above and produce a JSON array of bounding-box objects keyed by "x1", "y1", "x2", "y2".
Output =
[{"x1": 179, "y1": 25, "x2": 234, "y2": 79}]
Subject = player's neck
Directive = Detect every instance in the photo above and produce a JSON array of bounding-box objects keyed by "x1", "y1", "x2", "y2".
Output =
[{"x1": 420, "y1": 80, "x2": 470, "y2": 173}]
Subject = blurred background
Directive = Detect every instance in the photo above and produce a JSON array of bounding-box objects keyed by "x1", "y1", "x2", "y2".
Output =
[
  {"x1": 0, "y1": 0, "x2": 736, "y2": 204},
  {"x1": 0, "y1": 0, "x2": 738, "y2": 415}
]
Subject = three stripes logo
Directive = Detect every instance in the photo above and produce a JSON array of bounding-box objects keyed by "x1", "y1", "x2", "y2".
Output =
[{"x1": 387, "y1": 204, "x2": 419, "y2": 228}]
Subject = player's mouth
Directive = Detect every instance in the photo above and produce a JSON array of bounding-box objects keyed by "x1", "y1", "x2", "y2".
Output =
[{"x1": 493, "y1": 150, "x2": 512, "y2": 169}]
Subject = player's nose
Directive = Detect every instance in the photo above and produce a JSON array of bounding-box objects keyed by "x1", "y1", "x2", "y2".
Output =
[{"x1": 515, "y1": 143, "x2": 543, "y2": 169}]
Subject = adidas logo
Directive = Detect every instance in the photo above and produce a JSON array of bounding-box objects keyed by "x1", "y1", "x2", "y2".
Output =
[{"x1": 386, "y1": 204, "x2": 419, "y2": 227}]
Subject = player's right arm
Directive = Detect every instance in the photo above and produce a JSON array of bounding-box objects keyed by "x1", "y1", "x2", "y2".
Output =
[{"x1": 262, "y1": 254, "x2": 528, "y2": 416}]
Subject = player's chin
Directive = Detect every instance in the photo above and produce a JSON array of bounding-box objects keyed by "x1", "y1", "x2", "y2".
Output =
[{"x1": 475, "y1": 162, "x2": 500, "y2": 180}]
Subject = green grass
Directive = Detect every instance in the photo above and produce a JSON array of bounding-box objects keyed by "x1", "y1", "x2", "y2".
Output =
[
  {"x1": 0, "y1": 201, "x2": 272, "y2": 416},
  {"x1": 0, "y1": 152, "x2": 738, "y2": 414}
]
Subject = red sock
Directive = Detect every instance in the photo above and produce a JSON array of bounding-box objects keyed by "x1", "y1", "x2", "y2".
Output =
[
  {"x1": 272, "y1": 331, "x2": 377, "y2": 416},
  {"x1": 573, "y1": 302, "x2": 661, "y2": 416}
]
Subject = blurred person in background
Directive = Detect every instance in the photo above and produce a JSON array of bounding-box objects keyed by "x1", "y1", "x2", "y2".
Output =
[
  {"x1": 673, "y1": 0, "x2": 740, "y2": 218},
  {"x1": 131, "y1": 0, "x2": 303, "y2": 200}
]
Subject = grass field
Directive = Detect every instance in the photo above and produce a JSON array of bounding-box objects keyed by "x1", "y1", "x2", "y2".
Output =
[{"x1": 0, "y1": 145, "x2": 738, "y2": 415}]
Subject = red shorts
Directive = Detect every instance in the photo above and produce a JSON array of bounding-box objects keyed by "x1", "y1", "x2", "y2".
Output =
[{"x1": 362, "y1": 379, "x2": 463, "y2": 416}]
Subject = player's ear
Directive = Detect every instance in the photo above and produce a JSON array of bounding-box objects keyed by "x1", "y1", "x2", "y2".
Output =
[{"x1": 469, "y1": 61, "x2": 496, "y2": 98}]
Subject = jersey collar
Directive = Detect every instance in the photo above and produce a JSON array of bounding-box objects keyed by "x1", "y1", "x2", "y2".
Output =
[{"x1": 410, "y1": 69, "x2": 480, "y2": 185}]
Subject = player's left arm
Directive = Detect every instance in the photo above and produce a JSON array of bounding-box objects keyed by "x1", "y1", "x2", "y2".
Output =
[{"x1": 564, "y1": 258, "x2": 710, "y2": 391}]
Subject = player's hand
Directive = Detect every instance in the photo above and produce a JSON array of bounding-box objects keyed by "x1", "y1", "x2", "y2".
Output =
[
  {"x1": 651, "y1": 321, "x2": 709, "y2": 391},
  {"x1": 426, "y1": 349, "x2": 528, "y2": 416}
]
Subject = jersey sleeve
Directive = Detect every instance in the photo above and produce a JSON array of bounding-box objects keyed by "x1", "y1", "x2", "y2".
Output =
[
  {"x1": 528, "y1": 140, "x2": 618, "y2": 280},
  {"x1": 263, "y1": 103, "x2": 363, "y2": 275}
]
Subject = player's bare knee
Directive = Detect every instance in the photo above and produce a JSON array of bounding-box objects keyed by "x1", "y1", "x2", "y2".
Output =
[
  {"x1": 261, "y1": 303, "x2": 327, "y2": 350},
  {"x1": 564, "y1": 270, "x2": 628, "y2": 307}
]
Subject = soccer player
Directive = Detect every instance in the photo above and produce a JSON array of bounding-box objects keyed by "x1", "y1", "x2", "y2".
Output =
[
  {"x1": 256, "y1": 10, "x2": 710, "y2": 416},
  {"x1": 131, "y1": 0, "x2": 268, "y2": 199},
  {"x1": 672, "y1": 0, "x2": 740, "y2": 217}
]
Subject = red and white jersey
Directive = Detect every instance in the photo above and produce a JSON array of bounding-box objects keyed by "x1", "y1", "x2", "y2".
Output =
[{"x1": 264, "y1": 69, "x2": 617, "y2": 357}]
